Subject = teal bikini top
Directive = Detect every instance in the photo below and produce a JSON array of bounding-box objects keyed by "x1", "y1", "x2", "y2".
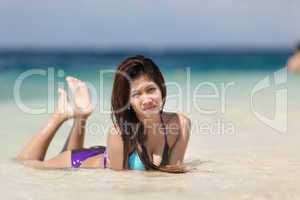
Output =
[
  {"x1": 128, "y1": 151, "x2": 145, "y2": 170},
  {"x1": 127, "y1": 113, "x2": 169, "y2": 170}
]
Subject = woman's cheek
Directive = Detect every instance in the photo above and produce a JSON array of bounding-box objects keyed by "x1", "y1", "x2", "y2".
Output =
[
  {"x1": 131, "y1": 99, "x2": 141, "y2": 111},
  {"x1": 153, "y1": 93, "x2": 163, "y2": 103}
]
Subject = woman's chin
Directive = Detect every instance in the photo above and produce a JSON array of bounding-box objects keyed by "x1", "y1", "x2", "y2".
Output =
[{"x1": 142, "y1": 109, "x2": 160, "y2": 117}]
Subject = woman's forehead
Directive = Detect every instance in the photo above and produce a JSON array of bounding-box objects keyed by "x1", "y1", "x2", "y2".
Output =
[{"x1": 130, "y1": 76, "x2": 157, "y2": 91}]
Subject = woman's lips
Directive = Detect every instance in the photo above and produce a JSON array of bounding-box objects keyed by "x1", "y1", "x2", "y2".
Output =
[{"x1": 142, "y1": 105, "x2": 157, "y2": 111}]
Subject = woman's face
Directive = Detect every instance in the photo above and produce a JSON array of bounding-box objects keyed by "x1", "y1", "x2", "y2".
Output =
[{"x1": 129, "y1": 75, "x2": 163, "y2": 118}]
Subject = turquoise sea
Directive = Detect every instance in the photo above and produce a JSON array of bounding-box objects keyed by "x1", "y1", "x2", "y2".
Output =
[{"x1": 0, "y1": 50, "x2": 291, "y2": 102}]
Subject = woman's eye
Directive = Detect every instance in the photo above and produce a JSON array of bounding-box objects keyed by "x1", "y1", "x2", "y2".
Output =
[
  {"x1": 148, "y1": 87, "x2": 156, "y2": 92},
  {"x1": 131, "y1": 93, "x2": 139, "y2": 97}
]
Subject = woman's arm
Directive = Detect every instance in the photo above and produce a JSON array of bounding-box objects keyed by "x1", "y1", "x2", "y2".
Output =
[
  {"x1": 106, "y1": 126, "x2": 124, "y2": 170},
  {"x1": 168, "y1": 113, "x2": 191, "y2": 166}
]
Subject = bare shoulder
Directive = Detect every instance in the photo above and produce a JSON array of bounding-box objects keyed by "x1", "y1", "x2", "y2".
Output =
[
  {"x1": 177, "y1": 113, "x2": 191, "y2": 128},
  {"x1": 162, "y1": 112, "x2": 191, "y2": 145},
  {"x1": 178, "y1": 113, "x2": 191, "y2": 144},
  {"x1": 163, "y1": 112, "x2": 191, "y2": 129},
  {"x1": 174, "y1": 113, "x2": 191, "y2": 139}
]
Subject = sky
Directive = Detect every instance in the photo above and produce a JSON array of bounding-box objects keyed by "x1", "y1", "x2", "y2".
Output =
[{"x1": 0, "y1": 0, "x2": 299, "y2": 49}]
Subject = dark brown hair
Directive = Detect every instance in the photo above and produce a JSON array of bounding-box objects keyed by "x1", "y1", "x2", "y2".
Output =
[{"x1": 111, "y1": 55, "x2": 166, "y2": 170}]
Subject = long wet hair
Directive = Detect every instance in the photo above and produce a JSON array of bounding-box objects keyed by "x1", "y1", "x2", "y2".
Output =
[{"x1": 111, "y1": 55, "x2": 167, "y2": 171}]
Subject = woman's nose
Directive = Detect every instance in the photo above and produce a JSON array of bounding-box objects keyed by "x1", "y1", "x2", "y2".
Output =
[{"x1": 142, "y1": 97, "x2": 154, "y2": 106}]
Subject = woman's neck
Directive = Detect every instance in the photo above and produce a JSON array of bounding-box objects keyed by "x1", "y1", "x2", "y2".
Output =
[{"x1": 140, "y1": 112, "x2": 164, "y2": 136}]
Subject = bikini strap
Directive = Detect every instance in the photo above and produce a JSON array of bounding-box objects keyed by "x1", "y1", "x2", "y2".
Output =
[
  {"x1": 159, "y1": 112, "x2": 170, "y2": 167},
  {"x1": 160, "y1": 111, "x2": 169, "y2": 148}
]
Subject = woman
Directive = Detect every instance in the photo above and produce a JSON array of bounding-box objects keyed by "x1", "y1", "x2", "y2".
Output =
[{"x1": 17, "y1": 55, "x2": 191, "y2": 173}]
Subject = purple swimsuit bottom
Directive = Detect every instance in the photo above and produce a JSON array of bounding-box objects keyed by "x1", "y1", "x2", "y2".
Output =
[{"x1": 71, "y1": 146, "x2": 108, "y2": 168}]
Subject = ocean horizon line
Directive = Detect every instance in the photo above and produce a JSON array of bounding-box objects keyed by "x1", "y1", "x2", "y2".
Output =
[{"x1": 0, "y1": 47, "x2": 293, "y2": 56}]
